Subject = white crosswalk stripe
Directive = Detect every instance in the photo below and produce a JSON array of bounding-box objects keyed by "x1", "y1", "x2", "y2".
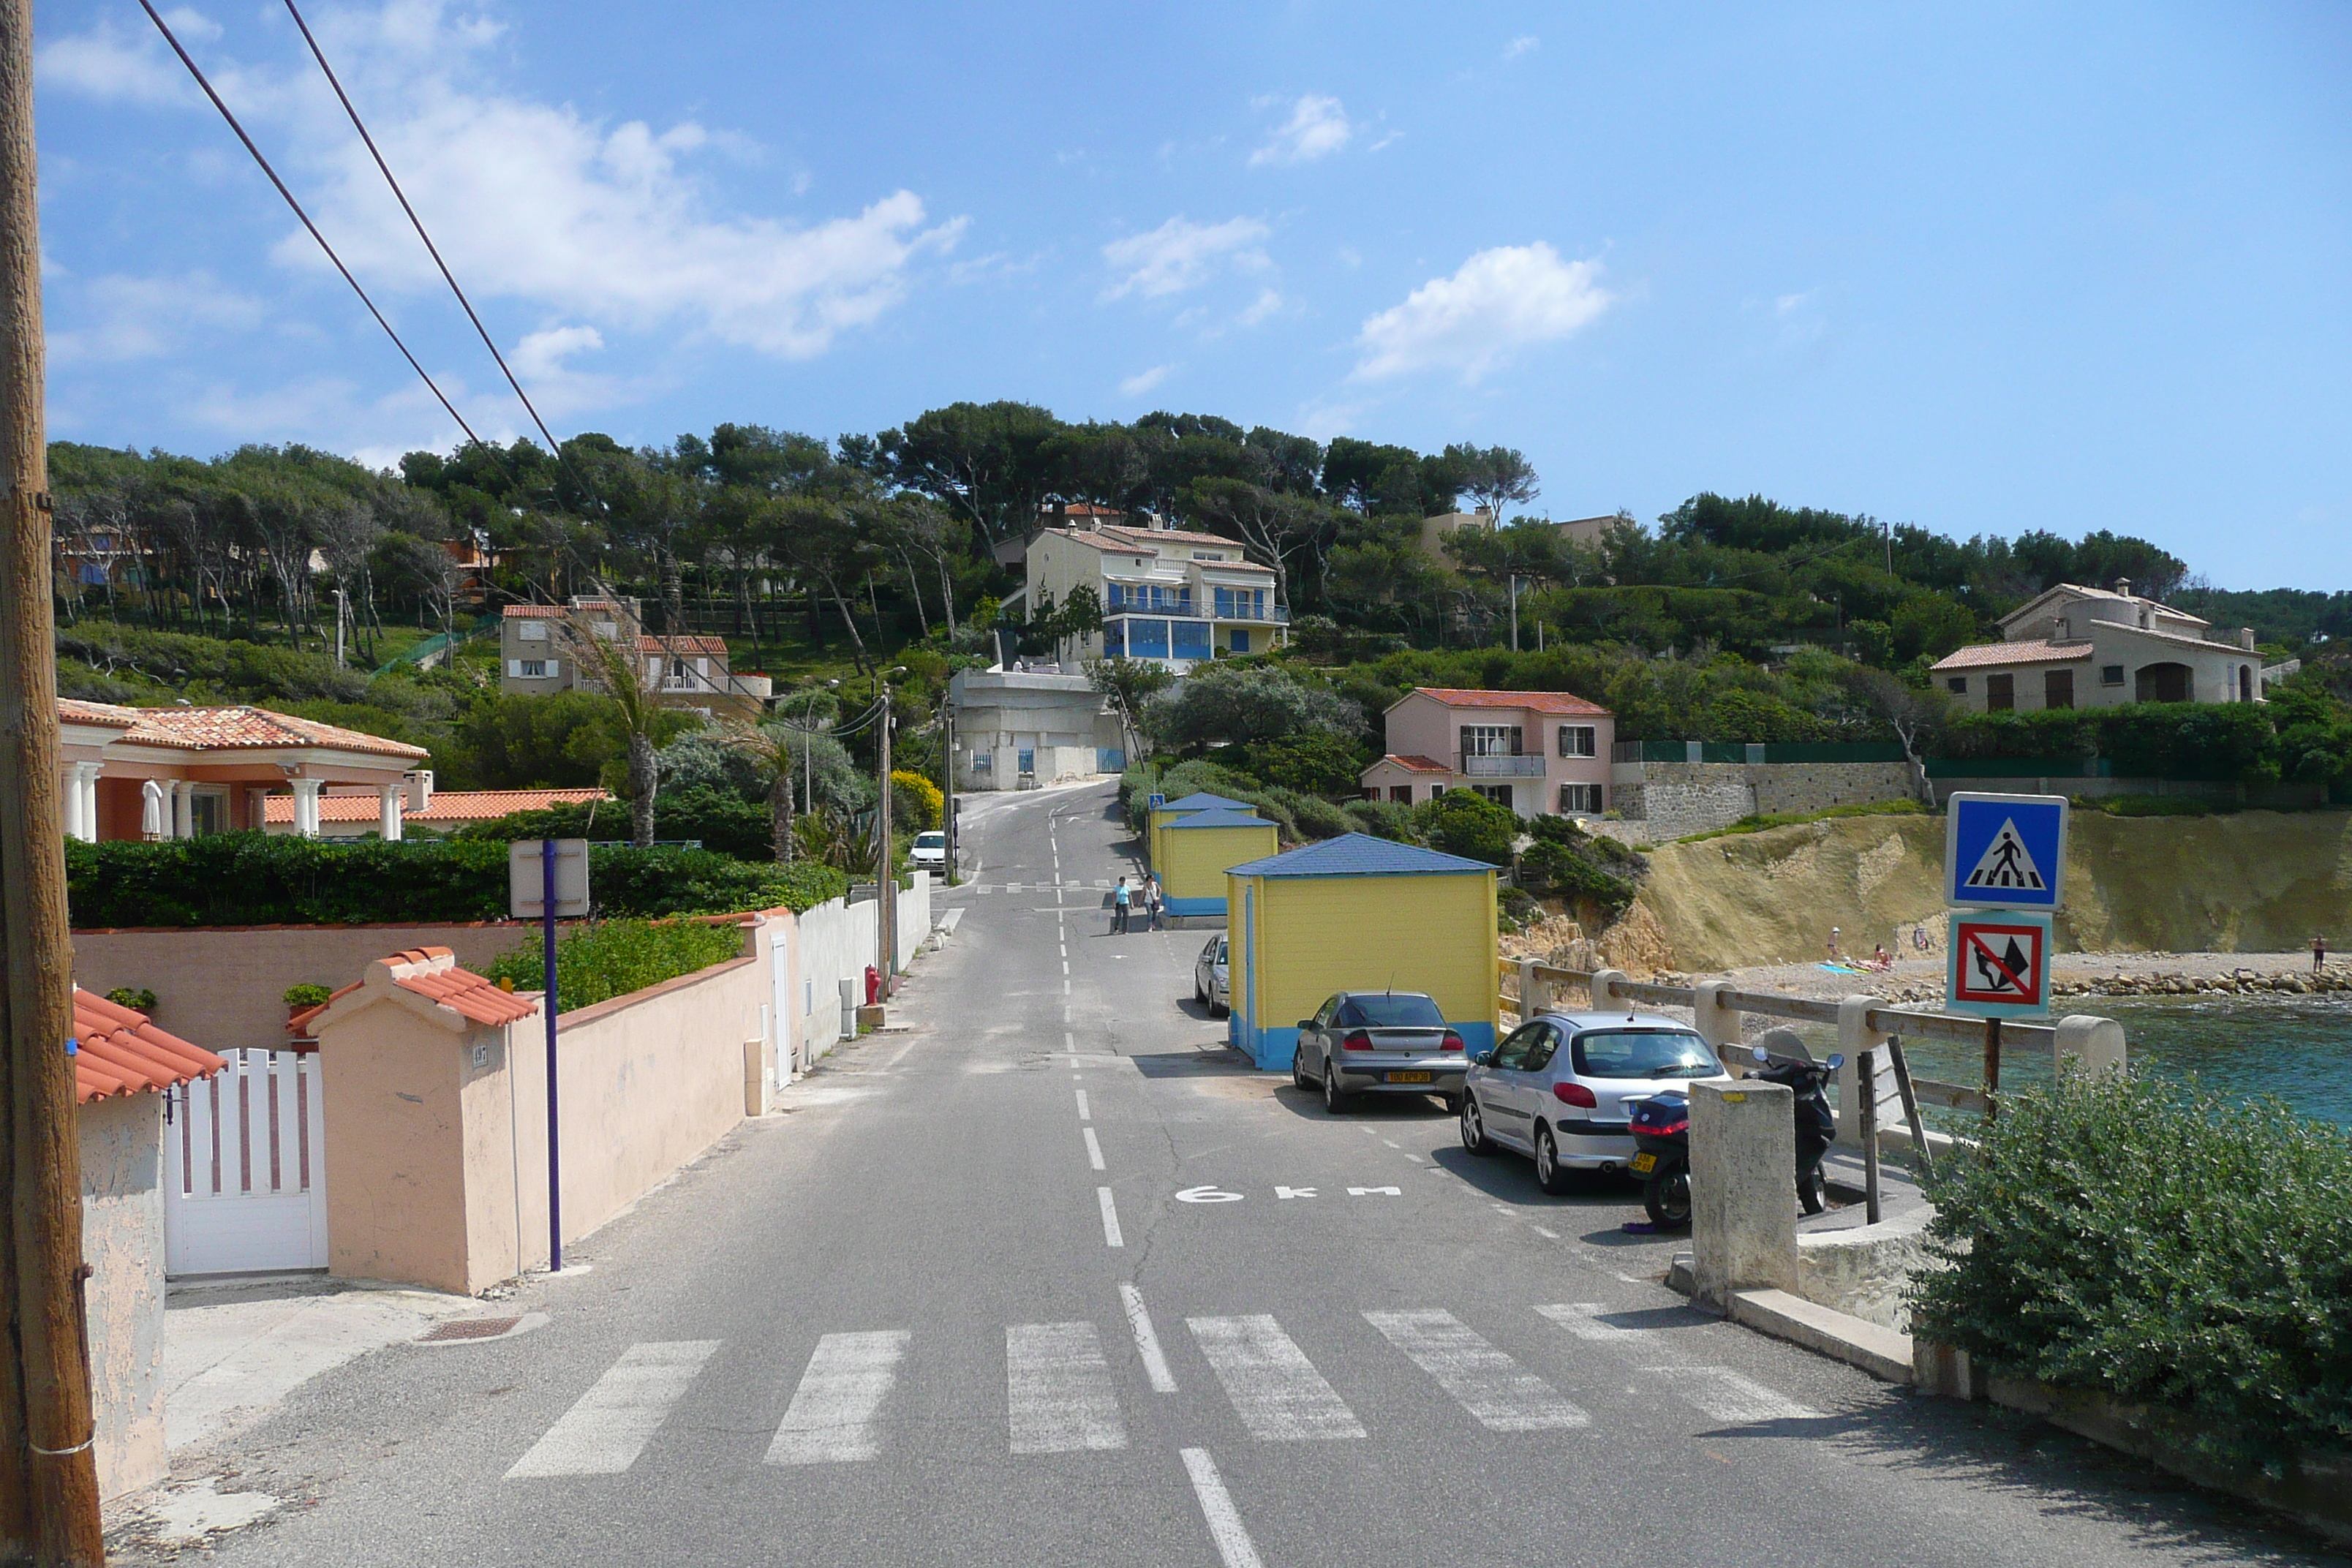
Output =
[
  {"x1": 1007, "y1": 1322, "x2": 1128, "y2": 1453},
  {"x1": 1363, "y1": 1310, "x2": 1589, "y2": 1431},
  {"x1": 1643, "y1": 1365, "x2": 1819, "y2": 1423},
  {"x1": 1534, "y1": 1301, "x2": 1662, "y2": 1344},
  {"x1": 1187, "y1": 1314, "x2": 1366, "y2": 1441},
  {"x1": 766, "y1": 1330, "x2": 911, "y2": 1466},
  {"x1": 506, "y1": 1340, "x2": 720, "y2": 1478}
]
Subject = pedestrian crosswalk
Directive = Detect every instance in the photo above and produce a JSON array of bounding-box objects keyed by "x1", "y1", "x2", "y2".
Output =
[
  {"x1": 502, "y1": 1301, "x2": 1821, "y2": 1480},
  {"x1": 951, "y1": 879, "x2": 1124, "y2": 897}
]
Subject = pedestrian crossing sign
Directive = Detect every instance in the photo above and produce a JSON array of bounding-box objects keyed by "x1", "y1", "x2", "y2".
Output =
[
  {"x1": 1946, "y1": 910, "x2": 2053, "y2": 1018},
  {"x1": 1945, "y1": 791, "x2": 2066, "y2": 911}
]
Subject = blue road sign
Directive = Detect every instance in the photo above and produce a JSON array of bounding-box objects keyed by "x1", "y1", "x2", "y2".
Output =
[{"x1": 1944, "y1": 791, "x2": 2067, "y2": 911}]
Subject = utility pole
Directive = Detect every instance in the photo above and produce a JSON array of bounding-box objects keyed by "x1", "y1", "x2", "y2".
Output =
[
  {"x1": 1509, "y1": 574, "x2": 1520, "y2": 653},
  {"x1": 333, "y1": 587, "x2": 348, "y2": 668},
  {"x1": 875, "y1": 687, "x2": 895, "y2": 998},
  {"x1": 0, "y1": 0, "x2": 108, "y2": 1554},
  {"x1": 940, "y1": 700, "x2": 956, "y2": 885}
]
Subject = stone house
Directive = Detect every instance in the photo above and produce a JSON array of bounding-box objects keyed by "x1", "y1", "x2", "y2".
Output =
[
  {"x1": 1359, "y1": 687, "x2": 1614, "y2": 818},
  {"x1": 1930, "y1": 580, "x2": 2264, "y2": 714}
]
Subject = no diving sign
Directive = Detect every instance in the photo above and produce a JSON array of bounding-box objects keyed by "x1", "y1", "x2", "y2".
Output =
[{"x1": 1945, "y1": 911, "x2": 2054, "y2": 1019}]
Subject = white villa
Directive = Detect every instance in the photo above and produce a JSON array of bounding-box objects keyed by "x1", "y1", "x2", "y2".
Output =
[
  {"x1": 1022, "y1": 523, "x2": 1286, "y2": 671},
  {"x1": 1930, "y1": 579, "x2": 2264, "y2": 714}
]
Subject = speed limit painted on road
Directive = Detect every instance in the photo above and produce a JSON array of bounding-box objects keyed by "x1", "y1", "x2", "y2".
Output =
[{"x1": 1175, "y1": 1186, "x2": 1244, "y2": 1204}]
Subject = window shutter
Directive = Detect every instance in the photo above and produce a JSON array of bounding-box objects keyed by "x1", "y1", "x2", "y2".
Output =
[{"x1": 507, "y1": 659, "x2": 523, "y2": 677}]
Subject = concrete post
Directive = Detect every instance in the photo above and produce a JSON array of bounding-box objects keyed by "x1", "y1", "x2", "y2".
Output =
[
  {"x1": 1588, "y1": 968, "x2": 1628, "y2": 1014},
  {"x1": 171, "y1": 779, "x2": 194, "y2": 839},
  {"x1": 378, "y1": 784, "x2": 403, "y2": 842},
  {"x1": 1517, "y1": 956, "x2": 1545, "y2": 1022},
  {"x1": 1689, "y1": 1078, "x2": 1798, "y2": 1313},
  {"x1": 2054, "y1": 1014, "x2": 2126, "y2": 1077},
  {"x1": 81, "y1": 764, "x2": 101, "y2": 840},
  {"x1": 292, "y1": 777, "x2": 323, "y2": 838},
  {"x1": 742, "y1": 1036, "x2": 769, "y2": 1116},
  {"x1": 1690, "y1": 980, "x2": 1743, "y2": 1077},
  {"x1": 837, "y1": 976, "x2": 856, "y2": 1043},
  {"x1": 59, "y1": 764, "x2": 80, "y2": 841},
  {"x1": 1833, "y1": 995, "x2": 1891, "y2": 1149}
]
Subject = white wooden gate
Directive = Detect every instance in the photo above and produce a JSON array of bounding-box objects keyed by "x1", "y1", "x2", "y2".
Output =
[{"x1": 164, "y1": 1048, "x2": 328, "y2": 1276}]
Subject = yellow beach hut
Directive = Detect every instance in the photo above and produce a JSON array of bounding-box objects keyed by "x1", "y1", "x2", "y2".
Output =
[
  {"x1": 1158, "y1": 808, "x2": 1280, "y2": 917},
  {"x1": 1148, "y1": 791, "x2": 1249, "y2": 872},
  {"x1": 1224, "y1": 833, "x2": 1500, "y2": 1071}
]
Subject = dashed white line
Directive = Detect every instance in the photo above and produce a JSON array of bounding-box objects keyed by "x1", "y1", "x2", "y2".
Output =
[
  {"x1": 1180, "y1": 1447, "x2": 1266, "y2": 1568},
  {"x1": 1075, "y1": 1090, "x2": 1091, "y2": 1121},
  {"x1": 1083, "y1": 1127, "x2": 1106, "y2": 1170},
  {"x1": 1098, "y1": 1186, "x2": 1125, "y2": 1248},
  {"x1": 1119, "y1": 1283, "x2": 1177, "y2": 1393}
]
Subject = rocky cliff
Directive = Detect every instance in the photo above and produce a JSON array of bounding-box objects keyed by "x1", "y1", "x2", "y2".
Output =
[{"x1": 1612, "y1": 810, "x2": 2352, "y2": 973}]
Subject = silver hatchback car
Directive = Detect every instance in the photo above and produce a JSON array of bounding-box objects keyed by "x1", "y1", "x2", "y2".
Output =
[
  {"x1": 1460, "y1": 1011, "x2": 1725, "y2": 1194},
  {"x1": 1193, "y1": 935, "x2": 1229, "y2": 1017},
  {"x1": 1291, "y1": 991, "x2": 1467, "y2": 1114}
]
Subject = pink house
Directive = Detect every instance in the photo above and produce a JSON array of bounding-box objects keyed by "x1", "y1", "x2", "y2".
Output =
[{"x1": 1360, "y1": 687, "x2": 1615, "y2": 819}]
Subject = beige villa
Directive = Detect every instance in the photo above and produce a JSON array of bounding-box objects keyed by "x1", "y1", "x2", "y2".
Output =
[
  {"x1": 1930, "y1": 579, "x2": 2264, "y2": 714},
  {"x1": 1023, "y1": 522, "x2": 1288, "y2": 670}
]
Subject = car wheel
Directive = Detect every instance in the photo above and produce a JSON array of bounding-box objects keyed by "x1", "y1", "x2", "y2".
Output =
[
  {"x1": 1460, "y1": 1095, "x2": 1494, "y2": 1155},
  {"x1": 1194, "y1": 974, "x2": 1205, "y2": 1003},
  {"x1": 1534, "y1": 1126, "x2": 1574, "y2": 1196},
  {"x1": 1322, "y1": 1058, "x2": 1349, "y2": 1115},
  {"x1": 1211, "y1": 998, "x2": 1229, "y2": 1019},
  {"x1": 1292, "y1": 1047, "x2": 1313, "y2": 1092}
]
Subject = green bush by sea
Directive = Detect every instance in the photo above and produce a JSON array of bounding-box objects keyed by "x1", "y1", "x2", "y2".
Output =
[{"x1": 480, "y1": 919, "x2": 748, "y2": 1011}]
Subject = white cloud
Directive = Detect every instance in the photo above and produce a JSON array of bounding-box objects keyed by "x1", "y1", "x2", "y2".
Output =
[
  {"x1": 40, "y1": 1, "x2": 965, "y2": 366},
  {"x1": 1101, "y1": 215, "x2": 1270, "y2": 299},
  {"x1": 1503, "y1": 35, "x2": 1539, "y2": 60},
  {"x1": 1250, "y1": 94, "x2": 1352, "y2": 167},
  {"x1": 1775, "y1": 290, "x2": 1814, "y2": 316},
  {"x1": 1235, "y1": 288, "x2": 1284, "y2": 328},
  {"x1": 36, "y1": 19, "x2": 189, "y2": 105},
  {"x1": 48, "y1": 271, "x2": 264, "y2": 365},
  {"x1": 1353, "y1": 242, "x2": 1611, "y2": 383},
  {"x1": 1118, "y1": 364, "x2": 1172, "y2": 396}
]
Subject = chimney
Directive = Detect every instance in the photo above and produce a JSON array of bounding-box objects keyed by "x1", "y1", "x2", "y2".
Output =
[
  {"x1": 404, "y1": 769, "x2": 433, "y2": 812},
  {"x1": 2113, "y1": 577, "x2": 2133, "y2": 599}
]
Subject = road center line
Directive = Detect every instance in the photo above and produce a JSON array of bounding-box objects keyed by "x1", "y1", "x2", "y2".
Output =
[
  {"x1": 1180, "y1": 1447, "x2": 1266, "y2": 1568},
  {"x1": 1075, "y1": 1090, "x2": 1091, "y2": 1120},
  {"x1": 1083, "y1": 1126, "x2": 1106, "y2": 1170},
  {"x1": 1097, "y1": 1186, "x2": 1125, "y2": 1248},
  {"x1": 1118, "y1": 1282, "x2": 1178, "y2": 1392}
]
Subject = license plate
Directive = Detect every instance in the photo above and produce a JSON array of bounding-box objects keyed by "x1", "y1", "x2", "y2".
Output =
[
  {"x1": 1386, "y1": 1071, "x2": 1433, "y2": 1084},
  {"x1": 1629, "y1": 1152, "x2": 1656, "y2": 1175}
]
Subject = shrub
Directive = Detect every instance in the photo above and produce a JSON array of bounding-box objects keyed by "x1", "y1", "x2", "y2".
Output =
[
  {"x1": 480, "y1": 919, "x2": 747, "y2": 1012},
  {"x1": 104, "y1": 987, "x2": 156, "y2": 1012},
  {"x1": 1677, "y1": 798, "x2": 1927, "y2": 843},
  {"x1": 1413, "y1": 791, "x2": 1514, "y2": 865},
  {"x1": 890, "y1": 769, "x2": 944, "y2": 831},
  {"x1": 64, "y1": 833, "x2": 847, "y2": 927},
  {"x1": 1909, "y1": 1071, "x2": 2352, "y2": 1467},
  {"x1": 1142, "y1": 662, "x2": 1366, "y2": 750},
  {"x1": 282, "y1": 983, "x2": 333, "y2": 1009},
  {"x1": 1341, "y1": 799, "x2": 1418, "y2": 842},
  {"x1": 1256, "y1": 785, "x2": 1353, "y2": 842},
  {"x1": 1250, "y1": 733, "x2": 1368, "y2": 796},
  {"x1": 455, "y1": 786, "x2": 777, "y2": 861}
]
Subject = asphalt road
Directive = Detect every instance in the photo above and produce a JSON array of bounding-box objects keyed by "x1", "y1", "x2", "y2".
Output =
[{"x1": 157, "y1": 780, "x2": 2340, "y2": 1567}]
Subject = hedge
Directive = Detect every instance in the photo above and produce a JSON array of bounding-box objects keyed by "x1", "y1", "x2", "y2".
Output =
[
  {"x1": 480, "y1": 919, "x2": 747, "y2": 1011},
  {"x1": 64, "y1": 832, "x2": 848, "y2": 927},
  {"x1": 1939, "y1": 702, "x2": 2280, "y2": 782},
  {"x1": 1909, "y1": 1070, "x2": 2352, "y2": 1468}
]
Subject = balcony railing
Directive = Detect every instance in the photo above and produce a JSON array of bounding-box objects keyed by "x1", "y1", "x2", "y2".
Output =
[{"x1": 1458, "y1": 753, "x2": 1545, "y2": 777}]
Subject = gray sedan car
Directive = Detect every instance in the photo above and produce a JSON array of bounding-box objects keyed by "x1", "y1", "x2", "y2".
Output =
[
  {"x1": 1193, "y1": 935, "x2": 1229, "y2": 1017},
  {"x1": 1290, "y1": 991, "x2": 1468, "y2": 1114}
]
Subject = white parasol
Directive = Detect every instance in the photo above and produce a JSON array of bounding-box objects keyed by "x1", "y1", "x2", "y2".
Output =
[{"x1": 140, "y1": 778, "x2": 165, "y2": 840}]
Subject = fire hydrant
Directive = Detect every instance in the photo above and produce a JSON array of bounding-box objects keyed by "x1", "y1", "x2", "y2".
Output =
[{"x1": 864, "y1": 965, "x2": 882, "y2": 1006}]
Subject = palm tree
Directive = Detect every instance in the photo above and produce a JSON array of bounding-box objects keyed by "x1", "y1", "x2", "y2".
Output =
[
  {"x1": 723, "y1": 720, "x2": 801, "y2": 864},
  {"x1": 562, "y1": 620, "x2": 665, "y2": 848}
]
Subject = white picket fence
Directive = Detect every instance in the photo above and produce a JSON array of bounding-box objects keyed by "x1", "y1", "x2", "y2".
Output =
[{"x1": 163, "y1": 1048, "x2": 329, "y2": 1277}]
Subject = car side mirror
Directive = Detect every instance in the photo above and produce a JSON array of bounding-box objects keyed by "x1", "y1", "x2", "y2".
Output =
[
  {"x1": 1472, "y1": 1051, "x2": 1495, "y2": 1067},
  {"x1": 1752, "y1": 1044, "x2": 1771, "y2": 1064},
  {"x1": 1826, "y1": 1053, "x2": 1845, "y2": 1071},
  {"x1": 1296, "y1": 1020, "x2": 1315, "y2": 1033}
]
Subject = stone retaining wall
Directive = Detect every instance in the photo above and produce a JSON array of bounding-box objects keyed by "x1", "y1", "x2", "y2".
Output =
[{"x1": 1606, "y1": 761, "x2": 1917, "y2": 843}]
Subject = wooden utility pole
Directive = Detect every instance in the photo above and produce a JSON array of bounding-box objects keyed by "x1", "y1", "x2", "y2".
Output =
[{"x1": 0, "y1": 0, "x2": 108, "y2": 1556}]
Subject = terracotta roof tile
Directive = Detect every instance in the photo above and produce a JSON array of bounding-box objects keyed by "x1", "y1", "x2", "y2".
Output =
[
  {"x1": 263, "y1": 788, "x2": 611, "y2": 826},
  {"x1": 1931, "y1": 640, "x2": 2095, "y2": 670},
  {"x1": 59, "y1": 698, "x2": 142, "y2": 728},
  {"x1": 71, "y1": 989, "x2": 226, "y2": 1104},
  {"x1": 102, "y1": 704, "x2": 429, "y2": 761},
  {"x1": 1060, "y1": 530, "x2": 1156, "y2": 555},
  {"x1": 1097, "y1": 525, "x2": 1245, "y2": 549},
  {"x1": 632, "y1": 636, "x2": 728, "y2": 655},
  {"x1": 1405, "y1": 687, "x2": 1612, "y2": 717},
  {"x1": 1367, "y1": 753, "x2": 1452, "y2": 774}
]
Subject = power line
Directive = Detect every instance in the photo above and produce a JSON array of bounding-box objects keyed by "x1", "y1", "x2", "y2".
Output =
[
  {"x1": 277, "y1": 0, "x2": 597, "y2": 508},
  {"x1": 136, "y1": 0, "x2": 491, "y2": 456}
]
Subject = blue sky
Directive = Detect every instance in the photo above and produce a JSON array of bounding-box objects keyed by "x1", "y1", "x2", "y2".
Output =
[{"x1": 32, "y1": 1, "x2": 2352, "y2": 589}]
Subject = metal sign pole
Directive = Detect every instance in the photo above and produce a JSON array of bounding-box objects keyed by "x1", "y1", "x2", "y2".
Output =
[{"x1": 543, "y1": 837, "x2": 562, "y2": 1272}]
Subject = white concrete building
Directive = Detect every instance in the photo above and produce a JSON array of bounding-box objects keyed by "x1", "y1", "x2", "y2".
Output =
[
  {"x1": 1023, "y1": 524, "x2": 1286, "y2": 671},
  {"x1": 946, "y1": 668, "x2": 1128, "y2": 791},
  {"x1": 1930, "y1": 579, "x2": 2264, "y2": 714},
  {"x1": 500, "y1": 596, "x2": 773, "y2": 719}
]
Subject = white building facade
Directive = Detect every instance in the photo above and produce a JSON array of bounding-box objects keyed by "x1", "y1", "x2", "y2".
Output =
[
  {"x1": 1930, "y1": 580, "x2": 2264, "y2": 714},
  {"x1": 1024, "y1": 524, "x2": 1286, "y2": 671}
]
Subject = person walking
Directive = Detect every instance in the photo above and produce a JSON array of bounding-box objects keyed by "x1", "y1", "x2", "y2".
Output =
[
  {"x1": 1112, "y1": 877, "x2": 1131, "y2": 935},
  {"x1": 1146, "y1": 875, "x2": 1164, "y2": 932},
  {"x1": 2315, "y1": 933, "x2": 2329, "y2": 974}
]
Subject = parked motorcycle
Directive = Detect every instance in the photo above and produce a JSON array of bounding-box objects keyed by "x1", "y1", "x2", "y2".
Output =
[{"x1": 1627, "y1": 1036, "x2": 1844, "y2": 1229}]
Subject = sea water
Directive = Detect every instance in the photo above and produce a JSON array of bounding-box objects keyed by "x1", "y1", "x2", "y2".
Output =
[{"x1": 1869, "y1": 992, "x2": 2352, "y2": 1128}]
